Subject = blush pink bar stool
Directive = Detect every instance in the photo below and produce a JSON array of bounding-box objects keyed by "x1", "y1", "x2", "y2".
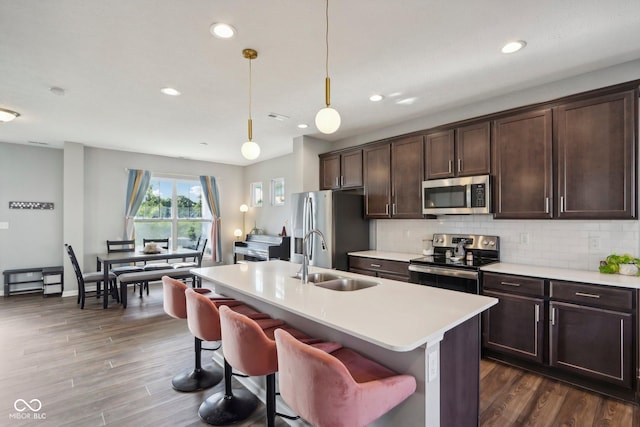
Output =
[
  {"x1": 274, "y1": 328, "x2": 417, "y2": 427},
  {"x1": 218, "y1": 305, "x2": 342, "y2": 427},
  {"x1": 162, "y1": 276, "x2": 238, "y2": 392},
  {"x1": 184, "y1": 287, "x2": 275, "y2": 425}
]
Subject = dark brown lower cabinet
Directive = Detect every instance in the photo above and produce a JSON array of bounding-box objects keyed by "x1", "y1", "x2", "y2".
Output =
[
  {"x1": 482, "y1": 272, "x2": 637, "y2": 402},
  {"x1": 550, "y1": 301, "x2": 632, "y2": 388},
  {"x1": 483, "y1": 290, "x2": 544, "y2": 363}
]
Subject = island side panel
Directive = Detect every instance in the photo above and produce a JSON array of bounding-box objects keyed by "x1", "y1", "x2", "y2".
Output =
[{"x1": 440, "y1": 315, "x2": 481, "y2": 427}]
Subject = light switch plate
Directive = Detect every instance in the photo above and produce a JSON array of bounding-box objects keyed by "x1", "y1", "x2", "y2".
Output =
[
  {"x1": 0, "y1": 222, "x2": 8, "y2": 229},
  {"x1": 428, "y1": 350, "x2": 439, "y2": 382}
]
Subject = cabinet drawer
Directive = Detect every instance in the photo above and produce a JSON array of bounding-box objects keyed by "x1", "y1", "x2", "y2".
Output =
[
  {"x1": 349, "y1": 256, "x2": 409, "y2": 276},
  {"x1": 482, "y1": 272, "x2": 544, "y2": 297},
  {"x1": 550, "y1": 280, "x2": 633, "y2": 311}
]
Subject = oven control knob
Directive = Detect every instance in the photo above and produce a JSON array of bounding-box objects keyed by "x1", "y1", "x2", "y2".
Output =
[
  {"x1": 488, "y1": 241, "x2": 495, "y2": 246},
  {"x1": 482, "y1": 240, "x2": 488, "y2": 246}
]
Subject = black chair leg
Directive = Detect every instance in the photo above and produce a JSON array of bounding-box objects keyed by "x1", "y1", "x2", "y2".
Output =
[
  {"x1": 197, "y1": 359, "x2": 259, "y2": 425},
  {"x1": 266, "y1": 373, "x2": 276, "y2": 427},
  {"x1": 171, "y1": 337, "x2": 223, "y2": 392}
]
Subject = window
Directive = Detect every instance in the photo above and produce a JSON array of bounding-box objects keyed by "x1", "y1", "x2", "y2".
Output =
[{"x1": 134, "y1": 177, "x2": 211, "y2": 252}]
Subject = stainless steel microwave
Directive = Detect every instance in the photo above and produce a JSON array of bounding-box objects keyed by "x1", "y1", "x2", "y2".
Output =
[{"x1": 422, "y1": 175, "x2": 491, "y2": 215}]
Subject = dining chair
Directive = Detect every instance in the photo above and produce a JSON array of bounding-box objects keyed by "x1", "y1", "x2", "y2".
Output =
[
  {"x1": 141, "y1": 238, "x2": 173, "y2": 292},
  {"x1": 173, "y1": 238, "x2": 208, "y2": 287},
  {"x1": 65, "y1": 244, "x2": 117, "y2": 309},
  {"x1": 106, "y1": 239, "x2": 144, "y2": 275}
]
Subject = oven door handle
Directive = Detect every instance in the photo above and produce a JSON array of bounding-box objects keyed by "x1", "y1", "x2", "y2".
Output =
[{"x1": 409, "y1": 264, "x2": 479, "y2": 280}]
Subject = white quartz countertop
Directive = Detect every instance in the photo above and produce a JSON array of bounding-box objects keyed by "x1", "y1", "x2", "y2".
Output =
[
  {"x1": 348, "y1": 250, "x2": 421, "y2": 263},
  {"x1": 193, "y1": 260, "x2": 497, "y2": 352},
  {"x1": 481, "y1": 262, "x2": 640, "y2": 290}
]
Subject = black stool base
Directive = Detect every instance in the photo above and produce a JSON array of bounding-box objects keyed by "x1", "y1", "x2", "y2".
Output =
[
  {"x1": 198, "y1": 388, "x2": 259, "y2": 425},
  {"x1": 171, "y1": 366, "x2": 223, "y2": 392}
]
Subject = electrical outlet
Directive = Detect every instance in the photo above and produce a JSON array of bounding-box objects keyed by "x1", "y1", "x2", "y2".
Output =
[
  {"x1": 428, "y1": 350, "x2": 439, "y2": 382},
  {"x1": 520, "y1": 233, "x2": 530, "y2": 245},
  {"x1": 588, "y1": 236, "x2": 600, "y2": 252}
]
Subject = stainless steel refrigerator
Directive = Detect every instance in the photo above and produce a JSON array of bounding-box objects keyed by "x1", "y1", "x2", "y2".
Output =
[{"x1": 290, "y1": 190, "x2": 370, "y2": 271}]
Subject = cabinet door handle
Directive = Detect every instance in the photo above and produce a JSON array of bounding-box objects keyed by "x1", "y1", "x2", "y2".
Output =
[
  {"x1": 370, "y1": 263, "x2": 381, "y2": 268},
  {"x1": 458, "y1": 158, "x2": 462, "y2": 173},
  {"x1": 385, "y1": 204, "x2": 389, "y2": 215},
  {"x1": 535, "y1": 304, "x2": 540, "y2": 323},
  {"x1": 550, "y1": 307, "x2": 556, "y2": 326},
  {"x1": 392, "y1": 203, "x2": 397, "y2": 215},
  {"x1": 545, "y1": 197, "x2": 550, "y2": 214},
  {"x1": 500, "y1": 281, "x2": 521, "y2": 287},
  {"x1": 335, "y1": 177, "x2": 340, "y2": 187},
  {"x1": 340, "y1": 176, "x2": 344, "y2": 187},
  {"x1": 448, "y1": 160, "x2": 453, "y2": 174},
  {"x1": 575, "y1": 292, "x2": 601, "y2": 299},
  {"x1": 560, "y1": 196, "x2": 565, "y2": 213}
]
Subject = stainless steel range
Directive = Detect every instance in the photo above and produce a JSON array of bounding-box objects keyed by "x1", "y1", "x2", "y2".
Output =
[{"x1": 409, "y1": 233, "x2": 500, "y2": 294}]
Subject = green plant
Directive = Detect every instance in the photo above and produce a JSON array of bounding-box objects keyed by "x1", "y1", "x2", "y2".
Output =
[{"x1": 599, "y1": 253, "x2": 640, "y2": 274}]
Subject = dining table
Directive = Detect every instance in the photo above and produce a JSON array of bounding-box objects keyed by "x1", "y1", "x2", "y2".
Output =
[{"x1": 96, "y1": 247, "x2": 201, "y2": 308}]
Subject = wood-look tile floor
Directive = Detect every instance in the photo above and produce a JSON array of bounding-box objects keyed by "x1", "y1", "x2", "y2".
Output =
[{"x1": 1, "y1": 284, "x2": 638, "y2": 426}]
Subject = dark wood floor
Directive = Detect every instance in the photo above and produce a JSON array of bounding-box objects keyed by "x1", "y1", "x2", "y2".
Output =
[{"x1": 1, "y1": 284, "x2": 638, "y2": 426}]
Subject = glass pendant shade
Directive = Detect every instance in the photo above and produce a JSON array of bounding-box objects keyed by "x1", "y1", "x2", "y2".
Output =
[
  {"x1": 315, "y1": 107, "x2": 341, "y2": 134},
  {"x1": 241, "y1": 140, "x2": 260, "y2": 160}
]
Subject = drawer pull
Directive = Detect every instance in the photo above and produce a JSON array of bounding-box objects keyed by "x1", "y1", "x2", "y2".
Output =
[
  {"x1": 500, "y1": 281, "x2": 521, "y2": 287},
  {"x1": 575, "y1": 292, "x2": 600, "y2": 299},
  {"x1": 370, "y1": 263, "x2": 381, "y2": 268}
]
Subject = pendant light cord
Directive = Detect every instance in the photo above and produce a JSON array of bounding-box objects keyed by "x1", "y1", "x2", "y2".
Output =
[
  {"x1": 248, "y1": 54, "x2": 252, "y2": 140},
  {"x1": 324, "y1": 0, "x2": 329, "y2": 79}
]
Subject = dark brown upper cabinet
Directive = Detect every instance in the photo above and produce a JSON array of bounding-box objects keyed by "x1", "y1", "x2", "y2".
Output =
[
  {"x1": 555, "y1": 90, "x2": 636, "y2": 219},
  {"x1": 493, "y1": 109, "x2": 553, "y2": 219},
  {"x1": 425, "y1": 121, "x2": 491, "y2": 180},
  {"x1": 363, "y1": 136, "x2": 424, "y2": 219},
  {"x1": 319, "y1": 148, "x2": 363, "y2": 190}
]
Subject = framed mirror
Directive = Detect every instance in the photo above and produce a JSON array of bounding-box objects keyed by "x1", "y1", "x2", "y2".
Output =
[
  {"x1": 250, "y1": 182, "x2": 263, "y2": 207},
  {"x1": 271, "y1": 177, "x2": 285, "y2": 206}
]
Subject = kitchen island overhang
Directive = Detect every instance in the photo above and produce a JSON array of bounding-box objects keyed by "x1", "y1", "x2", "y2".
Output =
[{"x1": 192, "y1": 260, "x2": 497, "y2": 426}]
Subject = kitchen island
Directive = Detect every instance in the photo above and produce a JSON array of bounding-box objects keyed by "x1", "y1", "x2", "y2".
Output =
[{"x1": 192, "y1": 260, "x2": 497, "y2": 426}]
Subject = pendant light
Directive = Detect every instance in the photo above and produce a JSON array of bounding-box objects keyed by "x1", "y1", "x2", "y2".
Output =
[
  {"x1": 241, "y1": 48, "x2": 260, "y2": 160},
  {"x1": 315, "y1": 0, "x2": 341, "y2": 134}
]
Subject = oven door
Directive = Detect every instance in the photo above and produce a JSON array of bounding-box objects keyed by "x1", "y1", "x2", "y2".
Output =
[{"x1": 408, "y1": 264, "x2": 479, "y2": 294}]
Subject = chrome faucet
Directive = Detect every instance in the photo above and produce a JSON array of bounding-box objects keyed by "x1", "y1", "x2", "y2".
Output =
[{"x1": 299, "y1": 229, "x2": 327, "y2": 283}]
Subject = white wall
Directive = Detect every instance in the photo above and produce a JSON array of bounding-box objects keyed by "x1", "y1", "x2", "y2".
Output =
[
  {"x1": 242, "y1": 154, "x2": 294, "y2": 237},
  {"x1": 0, "y1": 143, "x2": 63, "y2": 283}
]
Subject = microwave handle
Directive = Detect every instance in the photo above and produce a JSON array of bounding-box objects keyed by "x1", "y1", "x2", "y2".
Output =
[{"x1": 466, "y1": 183, "x2": 472, "y2": 209}]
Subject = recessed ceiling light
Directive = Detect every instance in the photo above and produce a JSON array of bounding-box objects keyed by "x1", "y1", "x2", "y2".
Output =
[
  {"x1": 160, "y1": 87, "x2": 181, "y2": 96},
  {"x1": 297, "y1": 123, "x2": 309, "y2": 129},
  {"x1": 396, "y1": 97, "x2": 417, "y2": 105},
  {"x1": 200, "y1": 142, "x2": 208, "y2": 146},
  {"x1": 369, "y1": 94, "x2": 384, "y2": 102},
  {"x1": 210, "y1": 23, "x2": 236, "y2": 39},
  {"x1": 501, "y1": 40, "x2": 526, "y2": 54},
  {"x1": 0, "y1": 108, "x2": 20, "y2": 122}
]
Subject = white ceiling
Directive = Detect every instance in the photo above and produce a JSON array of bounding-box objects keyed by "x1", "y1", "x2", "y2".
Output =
[{"x1": 1, "y1": 0, "x2": 639, "y2": 165}]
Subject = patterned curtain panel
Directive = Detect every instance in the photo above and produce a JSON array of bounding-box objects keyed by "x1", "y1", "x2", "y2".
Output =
[
  {"x1": 124, "y1": 169, "x2": 151, "y2": 240},
  {"x1": 200, "y1": 176, "x2": 222, "y2": 262}
]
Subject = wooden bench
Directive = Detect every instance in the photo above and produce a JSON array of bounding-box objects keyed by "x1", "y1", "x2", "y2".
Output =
[{"x1": 118, "y1": 268, "x2": 194, "y2": 308}]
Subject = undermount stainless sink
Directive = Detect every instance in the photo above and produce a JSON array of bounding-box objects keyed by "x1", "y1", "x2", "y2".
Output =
[
  {"x1": 292, "y1": 272, "x2": 342, "y2": 283},
  {"x1": 292, "y1": 272, "x2": 379, "y2": 291},
  {"x1": 313, "y1": 277, "x2": 379, "y2": 292}
]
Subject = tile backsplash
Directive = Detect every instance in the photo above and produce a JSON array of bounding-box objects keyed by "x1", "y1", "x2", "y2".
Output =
[{"x1": 374, "y1": 216, "x2": 640, "y2": 272}]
